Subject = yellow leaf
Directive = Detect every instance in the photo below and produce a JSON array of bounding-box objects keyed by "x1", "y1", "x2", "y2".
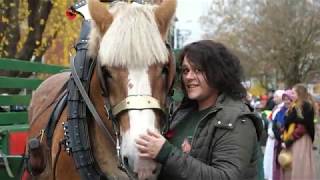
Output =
[
  {"x1": 2, "y1": 17, "x2": 9, "y2": 23},
  {"x1": 40, "y1": 19, "x2": 45, "y2": 25},
  {"x1": 9, "y1": 3, "x2": 16, "y2": 7},
  {"x1": 36, "y1": 41, "x2": 40, "y2": 45}
]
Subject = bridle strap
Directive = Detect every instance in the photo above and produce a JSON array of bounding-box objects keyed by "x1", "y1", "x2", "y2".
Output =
[
  {"x1": 96, "y1": 60, "x2": 115, "y2": 123},
  {"x1": 74, "y1": 58, "x2": 135, "y2": 178},
  {"x1": 71, "y1": 57, "x2": 116, "y2": 146},
  {"x1": 96, "y1": 60, "x2": 109, "y2": 98}
]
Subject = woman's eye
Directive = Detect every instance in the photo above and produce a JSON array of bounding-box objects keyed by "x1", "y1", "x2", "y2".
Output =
[
  {"x1": 194, "y1": 68, "x2": 201, "y2": 74},
  {"x1": 182, "y1": 68, "x2": 189, "y2": 74}
]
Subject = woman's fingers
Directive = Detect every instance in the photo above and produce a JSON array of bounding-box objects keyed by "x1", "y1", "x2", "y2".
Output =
[
  {"x1": 147, "y1": 129, "x2": 161, "y2": 138},
  {"x1": 136, "y1": 144, "x2": 148, "y2": 153},
  {"x1": 139, "y1": 133, "x2": 153, "y2": 142},
  {"x1": 135, "y1": 130, "x2": 165, "y2": 159},
  {"x1": 139, "y1": 152, "x2": 152, "y2": 158},
  {"x1": 136, "y1": 138, "x2": 148, "y2": 146}
]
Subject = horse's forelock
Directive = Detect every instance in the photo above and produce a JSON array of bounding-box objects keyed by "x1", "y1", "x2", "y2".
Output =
[{"x1": 95, "y1": 2, "x2": 168, "y2": 68}]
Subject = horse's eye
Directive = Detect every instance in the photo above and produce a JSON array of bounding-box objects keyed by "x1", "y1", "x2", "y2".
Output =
[
  {"x1": 103, "y1": 69, "x2": 112, "y2": 79},
  {"x1": 162, "y1": 66, "x2": 169, "y2": 75}
]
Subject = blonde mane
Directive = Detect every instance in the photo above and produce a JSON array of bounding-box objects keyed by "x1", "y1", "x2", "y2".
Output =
[{"x1": 89, "y1": 2, "x2": 168, "y2": 68}]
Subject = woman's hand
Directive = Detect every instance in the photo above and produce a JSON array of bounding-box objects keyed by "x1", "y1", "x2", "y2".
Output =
[{"x1": 136, "y1": 129, "x2": 166, "y2": 159}]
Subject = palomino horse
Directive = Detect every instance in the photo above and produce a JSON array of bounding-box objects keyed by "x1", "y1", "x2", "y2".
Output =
[{"x1": 26, "y1": 0, "x2": 177, "y2": 179}]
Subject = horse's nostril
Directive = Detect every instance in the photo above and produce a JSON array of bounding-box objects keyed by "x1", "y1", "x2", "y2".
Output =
[
  {"x1": 152, "y1": 169, "x2": 157, "y2": 174},
  {"x1": 123, "y1": 156, "x2": 129, "y2": 167}
]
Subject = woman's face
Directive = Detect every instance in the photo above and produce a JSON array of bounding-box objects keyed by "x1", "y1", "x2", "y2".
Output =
[
  {"x1": 182, "y1": 57, "x2": 217, "y2": 109},
  {"x1": 292, "y1": 88, "x2": 298, "y2": 100},
  {"x1": 283, "y1": 96, "x2": 292, "y2": 107},
  {"x1": 273, "y1": 94, "x2": 282, "y2": 105}
]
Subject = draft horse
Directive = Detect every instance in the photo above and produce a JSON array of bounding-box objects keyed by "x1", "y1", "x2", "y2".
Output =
[{"x1": 26, "y1": 0, "x2": 177, "y2": 179}]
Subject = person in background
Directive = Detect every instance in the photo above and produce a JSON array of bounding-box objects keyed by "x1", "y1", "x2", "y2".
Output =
[
  {"x1": 281, "y1": 84, "x2": 316, "y2": 180},
  {"x1": 263, "y1": 90, "x2": 284, "y2": 180},
  {"x1": 265, "y1": 89, "x2": 276, "y2": 110},
  {"x1": 260, "y1": 110, "x2": 271, "y2": 146},
  {"x1": 271, "y1": 89, "x2": 295, "y2": 180},
  {"x1": 135, "y1": 40, "x2": 263, "y2": 180},
  {"x1": 259, "y1": 95, "x2": 269, "y2": 110}
]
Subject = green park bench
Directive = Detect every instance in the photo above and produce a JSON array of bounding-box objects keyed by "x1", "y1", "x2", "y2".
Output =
[{"x1": 0, "y1": 58, "x2": 67, "y2": 179}]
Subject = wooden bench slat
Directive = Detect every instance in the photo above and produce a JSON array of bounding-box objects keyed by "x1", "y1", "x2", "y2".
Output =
[
  {"x1": 0, "y1": 58, "x2": 68, "y2": 74},
  {"x1": 0, "y1": 95, "x2": 31, "y2": 106},
  {"x1": 0, "y1": 76, "x2": 43, "y2": 89},
  {"x1": 0, "y1": 124, "x2": 29, "y2": 131},
  {"x1": 0, "y1": 112, "x2": 28, "y2": 125}
]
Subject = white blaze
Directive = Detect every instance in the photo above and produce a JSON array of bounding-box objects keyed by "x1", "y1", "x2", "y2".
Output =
[{"x1": 121, "y1": 67, "x2": 157, "y2": 176}]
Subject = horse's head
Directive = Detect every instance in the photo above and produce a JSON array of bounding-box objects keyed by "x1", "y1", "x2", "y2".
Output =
[{"x1": 88, "y1": 0, "x2": 176, "y2": 179}]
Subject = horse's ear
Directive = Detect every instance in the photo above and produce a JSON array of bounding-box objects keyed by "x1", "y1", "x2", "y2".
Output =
[
  {"x1": 88, "y1": 0, "x2": 113, "y2": 34},
  {"x1": 154, "y1": 0, "x2": 177, "y2": 37}
]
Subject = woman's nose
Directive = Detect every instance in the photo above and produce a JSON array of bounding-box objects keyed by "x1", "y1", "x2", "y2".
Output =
[{"x1": 185, "y1": 70, "x2": 196, "y2": 79}]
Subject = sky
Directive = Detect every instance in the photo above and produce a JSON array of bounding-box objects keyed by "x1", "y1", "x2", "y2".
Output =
[{"x1": 175, "y1": 0, "x2": 213, "y2": 46}]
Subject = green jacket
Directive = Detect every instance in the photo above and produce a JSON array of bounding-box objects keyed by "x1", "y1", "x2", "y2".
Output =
[{"x1": 157, "y1": 94, "x2": 263, "y2": 180}]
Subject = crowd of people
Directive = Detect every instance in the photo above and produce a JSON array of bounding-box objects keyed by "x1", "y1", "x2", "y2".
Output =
[{"x1": 258, "y1": 85, "x2": 319, "y2": 180}]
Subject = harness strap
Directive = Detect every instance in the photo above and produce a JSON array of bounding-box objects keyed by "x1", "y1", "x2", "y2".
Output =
[
  {"x1": 45, "y1": 91, "x2": 68, "y2": 148},
  {"x1": 70, "y1": 57, "x2": 116, "y2": 145},
  {"x1": 96, "y1": 61, "x2": 116, "y2": 124},
  {"x1": 96, "y1": 62, "x2": 136, "y2": 178},
  {"x1": 64, "y1": 16, "x2": 109, "y2": 180},
  {"x1": 66, "y1": 57, "x2": 108, "y2": 180}
]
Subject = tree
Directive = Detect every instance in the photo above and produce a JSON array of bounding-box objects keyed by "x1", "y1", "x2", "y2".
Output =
[
  {"x1": 1, "y1": 0, "x2": 52, "y2": 60},
  {"x1": 0, "y1": 0, "x2": 81, "y2": 75},
  {"x1": 0, "y1": 0, "x2": 81, "y2": 95},
  {"x1": 201, "y1": 0, "x2": 320, "y2": 88}
]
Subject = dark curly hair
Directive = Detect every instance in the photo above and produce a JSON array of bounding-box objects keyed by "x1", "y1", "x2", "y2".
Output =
[{"x1": 179, "y1": 40, "x2": 246, "y2": 100}]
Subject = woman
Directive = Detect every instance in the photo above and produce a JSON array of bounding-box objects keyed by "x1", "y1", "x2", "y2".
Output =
[
  {"x1": 135, "y1": 40, "x2": 263, "y2": 180},
  {"x1": 263, "y1": 90, "x2": 284, "y2": 180},
  {"x1": 272, "y1": 89, "x2": 294, "y2": 180},
  {"x1": 281, "y1": 84, "x2": 317, "y2": 180}
]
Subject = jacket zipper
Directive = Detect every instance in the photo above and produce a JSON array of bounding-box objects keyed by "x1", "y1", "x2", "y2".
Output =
[{"x1": 190, "y1": 108, "x2": 219, "y2": 151}]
